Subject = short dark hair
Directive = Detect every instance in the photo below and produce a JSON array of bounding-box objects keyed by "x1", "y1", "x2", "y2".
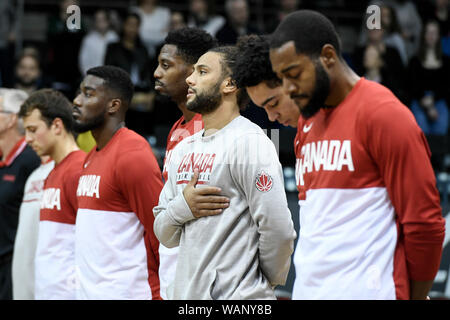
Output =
[
  {"x1": 270, "y1": 10, "x2": 342, "y2": 58},
  {"x1": 209, "y1": 45, "x2": 249, "y2": 111},
  {"x1": 164, "y1": 27, "x2": 218, "y2": 65},
  {"x1": 234, "y1": 34, "x2": 281, "y2": 89},
  {"x1": 86, "y1": 65, "x2": 134, "y2": 107},
  {"x1": 19, "y1": 88, "x2": 74, "y2": 132}
]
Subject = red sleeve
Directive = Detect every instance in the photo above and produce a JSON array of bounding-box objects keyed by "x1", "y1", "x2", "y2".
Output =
[
  {"x1": 63, "y1": 165, "x2": 82, "y2": 222},
  {"x1": 117, "y1": 146, "x2": 164, "y2": 247},
  {"x1": 62, "y1": 152, "x2": 85, "y2": 224},
  {"x1": 364, "y1": 101, "x2": 445, "y2": 281}
]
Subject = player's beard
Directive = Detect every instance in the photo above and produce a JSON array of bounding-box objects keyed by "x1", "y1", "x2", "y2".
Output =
[
  {"x1": 298, "y1": 60, "x2": 331, "y2": 119},
  {"x1": 73, "y1": 112, "x2": 105, "y2": 133},
  {"x1": 186, "y1": 81, "x2": 222, "y2": 115}
]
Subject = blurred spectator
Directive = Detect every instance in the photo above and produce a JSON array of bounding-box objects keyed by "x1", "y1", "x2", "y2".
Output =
[
  {"x1": 266, "y1": 0, "x2": 303, "y2": 33},
  {"x1": 394, "y1": 0, "x2": 423, "y2": 58},
  {"x1": 216, "y1": 0, "x2": 260, "y2": 45},
  {"x1": 0, "y1": 88, "x2": 40, "y2": 300},
  {"x1": 361, "y1": 45, "x2": 405, "y2": 96},
  {"x1": 78, "y1": 10, "x2": 118, "y2": 75},
  {"x1": 354, "y1": 28, "x2": 407, "y2": 102},
  {"x1": 380, "y1": 4, "x2": 409, "y2": 65},
  {"x1": 131, "y1": 0, "x2": 171, "y2": 59},
  {"x1": 409, "y1": 20, "x2": 450, "y2": 136},
  {"x1": 424, "y1": 0, "x2": 450, "y2": 56},
  {"x1": 363, "y1": 1, "x2": 422, "y2": 59},
  {"x1": 425, "y1": 0, "x2": 450, "y2": 36},
  {"x1": 170, "y1": 11, "x2": 187, "y2": 31},
  {"x1": 104, "y1": 12, "x2": 154, "y2": 137},
  {"x1": 13, "y1": 49, "x2": 48, "y2": 96},
  {"x1": 46, "y1": 0, "x2": 86, "y2": 98},
  {"x1": 186, "y1": 0, "x2": 225, "y2": 37},
  {"x1": 0, "y1": 0, "x2": 18, "y2": 88}
]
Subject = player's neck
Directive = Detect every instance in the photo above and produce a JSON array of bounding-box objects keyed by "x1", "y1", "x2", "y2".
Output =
[
  {"x1": 51, "y1": 134, "x2": 79, "y2": 165},
  {"x1": 325, "y1": 63, "x2": 360, "y2": 107},
  {"x1": 178, "y1": 102, "x2": 197, "y2": 123},
  {"x1": 91, "y1": 120, "x2": 125, "y2": 150},
  {"x1": 202, "y1": 101, "x2": 240, "y2": 136}
]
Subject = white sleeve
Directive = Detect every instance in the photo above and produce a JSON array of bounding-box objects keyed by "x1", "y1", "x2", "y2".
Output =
[
  {"x1": 230, "y1": 133, "x2": 296, "y2": 286},
  {"x1": 153, "y1": 156, "x2": 196, "y2": 248}
]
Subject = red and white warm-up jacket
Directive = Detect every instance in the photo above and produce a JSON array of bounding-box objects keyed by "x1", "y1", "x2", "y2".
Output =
[
  {"x1": 293, "y1": 78, "x2": 445, "y2": 300},
  {"x1": 35, "y1": 150, "x2": 85, "y2": 300},
  {"x1": 75, "y1": 128, "x2": 163, "y2": 300}
]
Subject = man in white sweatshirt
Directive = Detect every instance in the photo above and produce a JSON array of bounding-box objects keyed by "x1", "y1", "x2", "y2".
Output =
[{"x1": 153, "y1": 46, "x2": 296, "y2": 300}]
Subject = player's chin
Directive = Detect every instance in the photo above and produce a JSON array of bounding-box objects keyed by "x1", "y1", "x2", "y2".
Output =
[
  {"x1": 154, "y1": 86, "x2": 166, "y2": 95},
  {"x1": 186, "y1": 93, "x2": 195, "y2": 102}
]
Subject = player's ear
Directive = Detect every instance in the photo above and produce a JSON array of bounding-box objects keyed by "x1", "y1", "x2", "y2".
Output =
[
  {"x1": 108, "y1": 98, "x2": 122, "y2": 114},
  {"x1": 223, "y1": 77, "x2": 237, "y2": 94},
  {"x1": 320, "y1": 44, "x2": 337, "y2": 69},
  {"x1": 51, "y1": 117, "x2": 64, "y2": 135}
]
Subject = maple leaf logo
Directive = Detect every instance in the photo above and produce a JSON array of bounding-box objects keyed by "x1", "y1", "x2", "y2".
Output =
[{"x1": 255, "y1": 171, "x2": 273, "y2": 192}]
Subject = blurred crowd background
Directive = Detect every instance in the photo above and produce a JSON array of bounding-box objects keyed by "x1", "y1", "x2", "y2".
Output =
[
  {"x1": 1, "y1": 0, "x2": 449, "y2": 171},
  {"x1": 0, "y1": 0, "x2": 449, "y2": 299}
]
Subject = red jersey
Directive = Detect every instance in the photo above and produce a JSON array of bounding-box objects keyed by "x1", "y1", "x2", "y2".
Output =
[
  {"x1": 293, "y1": 78, "x2": 445, "y2": 299},
  {"x1": 75, "y1": 128, "x2": 163, "y2": 300},
  {"x1": 35, "y1": 150, "x2": 85, "y2": 300},
  {"x1": 162, "y1": 113, "x2": 203, "y2": 182}
]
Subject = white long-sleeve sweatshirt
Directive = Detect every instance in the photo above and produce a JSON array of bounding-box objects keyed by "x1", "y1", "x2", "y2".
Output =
[{"x1": 153, "y1": 116, "x2": 296, "y2": 300}]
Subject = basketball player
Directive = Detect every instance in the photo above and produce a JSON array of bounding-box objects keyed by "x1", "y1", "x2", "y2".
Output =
[
  {"x1": 12, "y1": 155, "x2": 54, "y2": 300},
  {"x1": 153, "y1": 27, "x2": 221, "y2": 299},
  {"x1": 19, "y1": 89, "x2": 85, "y2": 299},
  {"x1": 154, "y1": 27, "x2": 217, "y2": 182},
  {"x1": 269, "y1": 10, "x2": 445, "y2": 300},
  {"x1": 234, "y1": 34, "x2": 300, "y2": 128},
  {"x1": 73, "y1": 66, "x2": 163, "y2": 299},
  {"x1": 153, "y1": 46, "x2": 296, "y2": 299}
]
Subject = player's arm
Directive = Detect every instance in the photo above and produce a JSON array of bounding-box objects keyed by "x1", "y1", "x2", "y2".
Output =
[
  {"x1": 117, "y1": 147, "x2": 164, "y2": 257},
  {"x1": 231, "y1": 133, "x2": 296, "y2": 287},
  {"x1": 153, "y1": 177, "x2": 193, "y2": 248},
  {"x1": 366, "y1": 101, "x2": 446, "y2": 299}
]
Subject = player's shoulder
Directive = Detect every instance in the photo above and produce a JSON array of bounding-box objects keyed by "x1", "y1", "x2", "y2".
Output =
[
  {"x1": 358, "y1": 78, "x2": 406, "y2": 110},
  {"x1": 61, "y1": 150, "x2": 86, "y2": 177},
  {"x1": 115, "y1": 128, "x2": 152, "y2": 152},
  {"x1": 229, "y1": 116, "x2": 267, "y2": 136},
  {"x1": 229, "y1": 117, "x2": 275, "y2": 150},
  {"x1": 356, "y1": 79, "x2": 419, "y2": 135}
]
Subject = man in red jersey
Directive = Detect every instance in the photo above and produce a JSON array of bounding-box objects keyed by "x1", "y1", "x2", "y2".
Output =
[
  {"x1": 270, "y1": 10, "x2": 445, "y2": 300},
  {"x1": 154, "y1": 27, "x2": 217, "y2": 182},
  {"x1": 19, "y1": 89, "x2": 85, "y2": 299},
  {"x1": 154, "y1": 27, "x2": 230, "y2": 299},
  {"x1": 72, "y1": 65, "x2": 163, "y2": 300}
]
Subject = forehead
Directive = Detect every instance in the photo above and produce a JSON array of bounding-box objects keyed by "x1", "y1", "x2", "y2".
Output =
[
  {"x1": 195, "y1": 51, "x2": 222, "y2": 70},
  {"x1": 81, "y1": 74, "x2": 105, "y2": 90},
  {"x1": 246, "y1": 82, "x2": 282, "y2": 106},
  {"x1": 270, "y1": 41, "x2": 312, "y2": 73},
  {"x1": 23, "y1": 108, "x2": 45, "y2": 124},
  {"x1": 159, "y1": 44, "x2": 187, "y2": 64}
]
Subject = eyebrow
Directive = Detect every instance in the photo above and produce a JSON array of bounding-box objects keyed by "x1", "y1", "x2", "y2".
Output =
[
  {"x1": 195, "y1": 64, "x2": 209, "y2": 70},
  {"x1": 281, "y1": 64, "x2": 300, "y2": 74},
  {"x1": 83, "y1": 86, "x2": 96, "y2": 92},
  {"x1": 261, "y1": 95, "x2": 276, "y2": 107}
]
